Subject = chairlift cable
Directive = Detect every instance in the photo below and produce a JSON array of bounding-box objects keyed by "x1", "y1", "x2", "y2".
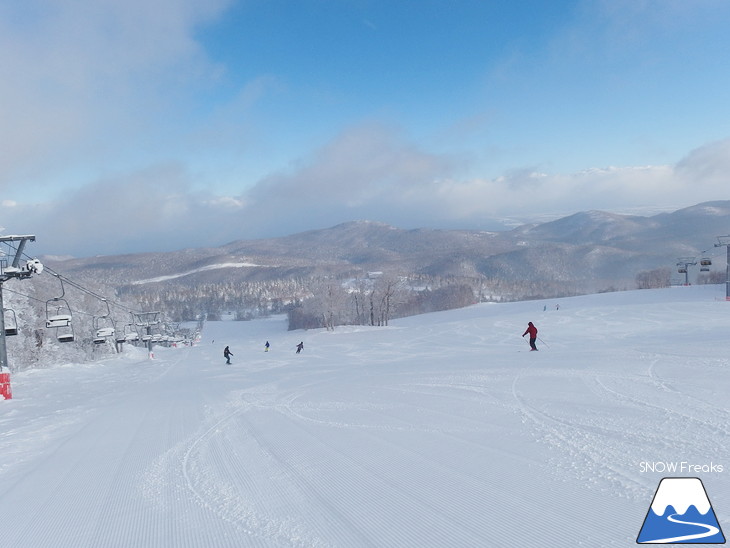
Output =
[
  {"x1": 2, "y1": 286, "x2": 95, "y2": 318},
  {"x1": 14, "y1": 248, "x2": 138, "y2": 315}
]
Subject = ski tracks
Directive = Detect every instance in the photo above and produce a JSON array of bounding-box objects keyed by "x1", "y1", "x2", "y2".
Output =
[{"x1": 509, "y1": 348, "x2": 730, "y2": 508}]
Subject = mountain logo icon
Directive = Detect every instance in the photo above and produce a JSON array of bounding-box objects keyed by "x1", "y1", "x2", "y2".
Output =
[{"x1": 637, "y1": 477, "x2": 726, "y2": 544}]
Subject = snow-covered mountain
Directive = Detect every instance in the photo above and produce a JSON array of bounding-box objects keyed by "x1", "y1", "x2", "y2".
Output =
[
  {"x1": 15, "y1": 198, "x2": 723, "y2": 336},
  {"x1": 45, "y1": 201, "x2": 730, "y2": 287}
]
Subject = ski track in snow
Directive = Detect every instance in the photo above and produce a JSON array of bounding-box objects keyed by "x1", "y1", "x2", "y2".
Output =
[{"x1": 1, "y1": 286, "x2": 729, "y2": 547}]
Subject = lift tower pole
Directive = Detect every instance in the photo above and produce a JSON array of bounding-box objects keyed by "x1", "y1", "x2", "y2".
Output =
[
  {"x1": 0, "y1": 235, "x2": 42, "y2": 372},
  {"x1": 675, "y1": 257, "x2": 697, "y2": 287},
  {"x1": 715, "y1": 236, "x2": 730, "y2": 301}
]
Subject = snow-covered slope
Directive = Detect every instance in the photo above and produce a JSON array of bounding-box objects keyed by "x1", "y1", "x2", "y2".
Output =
[{"x1": 1, "y1": 285, "x2": 729, "y2": 547}]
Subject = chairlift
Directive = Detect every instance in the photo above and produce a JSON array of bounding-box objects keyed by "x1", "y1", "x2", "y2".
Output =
[
  {"x1": 123, "y1": 323, "x2": 140, "y2": 343},
  {"x1": 3, "y1": 308, "x2": 18, "y2": 336},
  {"x1": 45, "y1": 277, "x2": 75, "y2": 342},
  {"x1": 92, "y1": 300, "x2": 116, "y2": 344},
  {"x1": 700, "y1": 257, "x2": 712, "y2": 271},
  {"x1": 678, "y1": 267, "x2": 687, "y2": 274}
]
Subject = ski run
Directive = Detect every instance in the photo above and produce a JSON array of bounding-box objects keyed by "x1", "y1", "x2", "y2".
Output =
[{"x1": 1, "y1": 284, "x2": 729, "y2": 547}]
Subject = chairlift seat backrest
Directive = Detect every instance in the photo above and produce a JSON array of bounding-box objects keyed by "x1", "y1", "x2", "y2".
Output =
[
  {"x1": 58, "y1": 333, "x2": 74, "y2": 343},
  {"x1": 47, "y1": 315, "x2": 72, "y2": 328},
  {"x1": 5, "y1": 327, "x2": 17, "y2": 336}
]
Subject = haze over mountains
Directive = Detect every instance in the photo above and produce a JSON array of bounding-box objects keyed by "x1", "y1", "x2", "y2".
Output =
[{"x1": 46, "y1": 200, "x2": 730, "y2": 295}]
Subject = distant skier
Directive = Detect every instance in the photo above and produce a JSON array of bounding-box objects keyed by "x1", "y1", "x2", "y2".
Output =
[
  {"x1": 265, "y1": 341, "x2": 270, "y2": 352},
  {"x1": 296, "y1": 341, "x2": 304, "y2": 354},
  {"x1": 223, "y1": 345, "x2": 233, "y2": 364},
  {"x1": 522, "y1": 322, "x2": 538, "y2": 351}
]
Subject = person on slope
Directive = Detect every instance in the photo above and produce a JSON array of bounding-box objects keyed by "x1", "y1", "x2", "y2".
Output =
[
  {"x1": 522, "y1": 322, "x2": 538, "y2": 351},
  {"x1": 265, "y1": 341, "x2": 270, "y2": 352},
  {"x1": 296, "y1": 341, "x2": 304, "y2": 354},
  {"x1": 224, "y1": 345, "x2": 233, "y2": 364}
]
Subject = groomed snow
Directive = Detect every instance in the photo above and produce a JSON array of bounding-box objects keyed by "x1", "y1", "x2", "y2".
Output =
[{"x1": 1, "y1": 285, "x2": 729, "y2": 547}]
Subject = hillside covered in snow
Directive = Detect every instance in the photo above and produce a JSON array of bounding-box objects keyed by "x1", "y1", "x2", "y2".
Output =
[{"x1": 1, "y1": 284, "x2": 729, "y2": 546}]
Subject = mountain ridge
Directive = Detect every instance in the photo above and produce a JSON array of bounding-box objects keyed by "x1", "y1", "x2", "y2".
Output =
[{"x1": 43, "y1": 200, "x2": 730, "y2": 297}]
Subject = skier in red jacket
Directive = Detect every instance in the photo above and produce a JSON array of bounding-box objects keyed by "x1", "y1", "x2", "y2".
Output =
[{"x1": 522, "y1": 322, "x2": 538, "y2": 351}]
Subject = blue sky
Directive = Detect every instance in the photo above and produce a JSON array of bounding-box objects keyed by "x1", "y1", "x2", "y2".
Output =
[{"x1": 2, "y1": 0, "x2": 730, "y2": 257}]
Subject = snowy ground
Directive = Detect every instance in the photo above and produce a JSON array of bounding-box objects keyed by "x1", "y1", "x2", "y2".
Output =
[{"x1": 1, "y1": 285, "x2": 729, "y2": 547}]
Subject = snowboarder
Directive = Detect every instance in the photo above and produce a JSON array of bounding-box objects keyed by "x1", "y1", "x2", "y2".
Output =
[
  {"x1": 522, "y1": 322, "x2": 538, "y2": 351},
  {"x1": 265, "y1": 341, "x2": 270, "y2": 352},
  {"x1": 296, "y1": 341, "x2": 304, "y2": 354},
  {"x1": 223, "y1": 346, "x2": 233, "y2": 364}
]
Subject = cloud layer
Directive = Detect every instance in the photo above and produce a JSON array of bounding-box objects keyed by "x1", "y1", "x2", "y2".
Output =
[{"x1": 7, "y1": 126, "x2": 729, "y2": 257}]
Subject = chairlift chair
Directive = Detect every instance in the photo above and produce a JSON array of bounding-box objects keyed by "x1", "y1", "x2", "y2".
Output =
[
  {"x1": 92, "y1": 300, "x2": 116, "y2": 344},
  {"x1": 3, "y1": 308, "x2": 18, "y2": 336},
  {"x1": 115, "y1": 322, "x2": 127, "y2": 344},
  {"x1": 120, "y1": 321, "x2": 140, "y2": 344},
  {"x1": 94, "y1": 327, "x2": 116, "y2": 344},
  {"x1": 45, "y1": 276, "x2": 74, "y2": 336}
]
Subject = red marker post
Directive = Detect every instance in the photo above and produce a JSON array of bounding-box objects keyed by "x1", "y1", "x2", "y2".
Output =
[{"x1": 0, "y1": 373, "x2": 12, "y2": 400}]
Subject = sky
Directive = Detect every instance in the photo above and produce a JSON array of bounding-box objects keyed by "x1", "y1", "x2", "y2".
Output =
[{"x1": 2, "y1": 0, "x2": 730, "y2": 257}]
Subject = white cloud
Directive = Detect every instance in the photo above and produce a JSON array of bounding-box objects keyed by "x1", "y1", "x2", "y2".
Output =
[
  {"x1": 0, "y1": 0, "x2": 231, "y2": 188},
  {"x1": 248, "y1": 122, "x2": 458, "y2": 207},
  {"x1": 5, "y1": 133, "x2": 730, "y2": 257}
]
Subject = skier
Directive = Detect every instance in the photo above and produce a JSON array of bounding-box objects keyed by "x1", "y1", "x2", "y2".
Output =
[
  {"x1": 265, "y1": 341, "x2": 270, "y2": 352},
  {"x1": 223, "y1": 345, "x2": 233, "y2": 364},
  {"x1": 296, "y1": 341, "x2": 304, "y2": 354},
  {"x1": 522, "y1": 322, "x2": 538, "y2": 351}
]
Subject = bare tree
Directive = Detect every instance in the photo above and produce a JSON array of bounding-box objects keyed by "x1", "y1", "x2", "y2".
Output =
[{"x1": 636, "y1": 267, "x2": 671, "y2": 289}]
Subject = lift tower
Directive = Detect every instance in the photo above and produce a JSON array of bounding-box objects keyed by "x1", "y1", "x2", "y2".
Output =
[
  {"x1": 675, "y1": 257, "x2": 697, "y2": 286},
  {"x1": 0, "y1": 235, "x2": 43, "y2": 372},
  {"x1": 715, "y1": 236, "x2": 730, "y2": 301}
]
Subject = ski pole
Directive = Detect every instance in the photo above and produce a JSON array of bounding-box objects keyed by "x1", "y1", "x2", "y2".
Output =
[{"x1": 537, "y1": 336, "x2": 549, "y2": 348}]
